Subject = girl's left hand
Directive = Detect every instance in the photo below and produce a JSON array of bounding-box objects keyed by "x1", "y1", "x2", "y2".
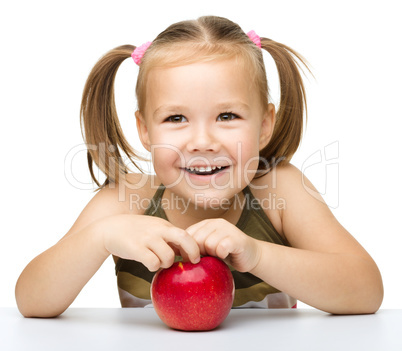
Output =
[{"x1": 186, "y1": 218, "x2": 261, "y2": 273}]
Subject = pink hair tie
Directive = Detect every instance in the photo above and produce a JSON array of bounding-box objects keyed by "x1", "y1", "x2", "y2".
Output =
[
  {"x1": 247, "y1": 30, "x2": 261, "y2": 48},
  {"x1": 131, "y1": 41, "x2": 152, "y2": 65}
]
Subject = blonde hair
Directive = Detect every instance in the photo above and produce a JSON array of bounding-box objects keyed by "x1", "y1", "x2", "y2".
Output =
[{"x1": 81, "y1": 16, "x2": 309, "y2": 188}]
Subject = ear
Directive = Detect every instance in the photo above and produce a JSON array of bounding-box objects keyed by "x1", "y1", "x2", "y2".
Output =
[
  {"x1": 259, "y1": 103, "x2": 276, "y2": 151},
  {"x1": 135, "y1": 111, "x2": 151, "y2": 152}
]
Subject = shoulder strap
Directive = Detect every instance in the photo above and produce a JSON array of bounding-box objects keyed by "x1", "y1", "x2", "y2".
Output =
[{"x1": 144, "y1": 184, "x2": 166, "y2": 216}]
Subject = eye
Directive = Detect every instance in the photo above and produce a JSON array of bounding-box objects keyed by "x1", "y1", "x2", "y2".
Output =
[
  {"x1": 165, "y1": 115, "x2": 187, "y2": 123},
  {"x1": 217, "y1": 112, "x2": 239, "y2": 122}
]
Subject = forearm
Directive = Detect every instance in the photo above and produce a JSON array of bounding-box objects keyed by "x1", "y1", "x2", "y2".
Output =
[
  {"x1": 250, "y1": 242, "x2": 383, "y2": 314},
  {"x1": 15, "y1": 223, "x2": 110, "y2": 318}
]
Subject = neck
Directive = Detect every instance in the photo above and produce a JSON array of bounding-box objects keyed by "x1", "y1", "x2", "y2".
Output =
[{"x1": 161, "y1": 188, "x2": 244, "y2": 229}]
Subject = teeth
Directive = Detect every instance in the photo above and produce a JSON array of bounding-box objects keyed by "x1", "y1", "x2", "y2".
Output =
[{"x1": 186, "y1": 166, "x2": 222, "y2": 173}]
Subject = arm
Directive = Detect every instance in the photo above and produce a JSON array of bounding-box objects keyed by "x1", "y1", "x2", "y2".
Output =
[
  {"x1": 250, "y1": 240, "x2": 382, "y2": 314},
  {"x1": 187, "y1": 164, "x2": 383, "y2": 314},
  {"x1": 15, "y1": 186, "x2": 117, "y2": 318},
  {"x1": 15, "y1": 184, "x2": 199, "y2": 318},
  {"x1": 15, "y1": 218, "x2": 109, "y2": 318},
  {"x1": 256, "y1": 164, "x2": 384, "y2": 314}
]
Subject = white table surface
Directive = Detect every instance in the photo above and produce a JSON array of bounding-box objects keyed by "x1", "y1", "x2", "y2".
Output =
[{"x1": 1, "y1": 308, "x2": 400, "y2": 351}]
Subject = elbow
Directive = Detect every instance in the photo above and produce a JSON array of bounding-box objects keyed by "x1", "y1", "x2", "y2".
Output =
[
  {"x1": 16, "y1": 302, "x2": 65, "y2": 319},
  {"x1": 338, "y1": 287, "x2": 383, "y2": 315},
  {"x1": 16, "y1": 294, "x2": 66, "y2": 318},
  {"x1": 318, "y1": 256, "x2": 384, "y2": 315},
  {"x1": 334, "y1": 262, "x2": 384, "y2": 315},
  {"x1": 358, "y1": 262, "x2": 384, "y2": 314},
  {"x1": 19, "y1": 311, "x2": 62, "y2": 319},
  {"x1": 363, "y1": 278, "x2": 384, "y2": 314},
  {"x1": 15, "y1": 283, "x2": 65, "y2": 318},
  {"x1": 325, "y1": 286, "x2": 383, "y2": 316}
]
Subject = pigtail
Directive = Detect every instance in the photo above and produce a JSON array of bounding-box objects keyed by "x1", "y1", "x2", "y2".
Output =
[
  {"x1": 259, "y1": 38, "x2": 311, "y2": 166},
  {"x1": 80, "y1": 44, "x2": 145, "y2": 188}
]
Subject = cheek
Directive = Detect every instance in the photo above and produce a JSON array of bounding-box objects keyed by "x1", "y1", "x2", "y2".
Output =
[
  {"x1": 151, "y1": 146, "x2": 185, "y2": 183},
  {"x1": 153, "y1": 146, "x2": 180, "y2": 164},
  {"x1": 240, "y1": 147, "x2": 260, "y2": 181},
  {"x1": 234, "y1": 128, "x2": 261, "y2": 159},
  {"x1": 236, "y1": 130, "x2": 261, "y2": 177},
  {"x1": 146, "y1": 125, "x2": 182, "y2": 161}
]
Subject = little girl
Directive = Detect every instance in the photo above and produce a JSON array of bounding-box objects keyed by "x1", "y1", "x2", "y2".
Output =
[{"x1": 15, "y1": 16, "x2": 383, "y2": 317}]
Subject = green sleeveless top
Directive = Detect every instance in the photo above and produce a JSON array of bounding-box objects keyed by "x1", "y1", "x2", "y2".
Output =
[{"x1": 115, "y1": 185, "x2": 297, "y2": 308}]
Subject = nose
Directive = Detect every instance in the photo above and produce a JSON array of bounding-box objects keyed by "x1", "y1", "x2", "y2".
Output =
[{"x1": 186, "y1": 124, "x2": 220, "y2": 153}]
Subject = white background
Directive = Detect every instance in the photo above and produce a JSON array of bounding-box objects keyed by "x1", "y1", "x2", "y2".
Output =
[{"x1": 1, "y1": 0, "x2": 401, "y2": 310}]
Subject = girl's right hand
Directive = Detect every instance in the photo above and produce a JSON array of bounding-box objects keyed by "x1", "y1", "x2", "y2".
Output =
[{"x1": 99, "y1": 214, "x2": 200, "y2": 271}]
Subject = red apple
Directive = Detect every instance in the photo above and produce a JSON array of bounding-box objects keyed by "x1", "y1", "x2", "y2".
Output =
[{"x1": 151, "y1": 256, "x2": 234, "y2": 331}]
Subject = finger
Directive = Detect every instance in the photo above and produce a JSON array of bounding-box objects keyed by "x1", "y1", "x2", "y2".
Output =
[
  {"x1": 141, "y1": 251, "x2": 161, "y2": 272},
  {"x1": 166, "y1": 241, "x2": 191, "y2": 263},
  {"x1": 185, "y1": 219, "x2": 210, "y2": 236},
  {"x1": 203, "y1": 230, "x2": 224, "y2": 257},
  {"x1": 192, "y1": 223, "x2": 230, "y2": 257},
  {"x1": 169, "y1": 243, "x2": 182, "y2": 256},
  {"x1": 192, "y1": 229, "x2": 214, "y2": 256},
  {"x1": 215, "y1": 236, "x2": 234, "y2": 260},
  {"x1": 178, "y1": 247, "x2": 190, "y2": 263},
  {"x1": 163, "y1": 228, "x2": 200, "y2": 264},
  {"x1": 148, "y1": 240, "x2": 176, "y2": 269},
  {"x1": 186, "y1": 222, "x2": 215, "y2": 255}
]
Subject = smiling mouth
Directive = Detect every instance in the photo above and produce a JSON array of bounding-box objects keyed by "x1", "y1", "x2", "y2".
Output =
[{"x1": 183, "y1": 166, "x2": 229, "y2": 176}]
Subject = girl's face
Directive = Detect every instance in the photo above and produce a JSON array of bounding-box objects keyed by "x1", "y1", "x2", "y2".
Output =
[{"x1": 136, "y1": 59, "x2": 274, "y2": 209}]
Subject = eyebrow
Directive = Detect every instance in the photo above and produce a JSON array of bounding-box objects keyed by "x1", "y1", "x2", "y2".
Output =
[
  {"x1": 153, "y1": 105, "x2": 186, "y2": 118},
  {"x1": 153, "y1": 102, "x2": 250, "y2": 118},
  {"x1": 215, "y1": 102, "x2": 250, "y2": 112}
]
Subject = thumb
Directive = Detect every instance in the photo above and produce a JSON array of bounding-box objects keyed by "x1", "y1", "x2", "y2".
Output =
[{"x1": 216, "y1": 237, "x2": 233, "y2": 260}]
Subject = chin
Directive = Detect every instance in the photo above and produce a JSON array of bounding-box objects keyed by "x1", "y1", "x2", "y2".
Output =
[{"x1": 191, "y1": 190, "x2": 239, "y2": 211}]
